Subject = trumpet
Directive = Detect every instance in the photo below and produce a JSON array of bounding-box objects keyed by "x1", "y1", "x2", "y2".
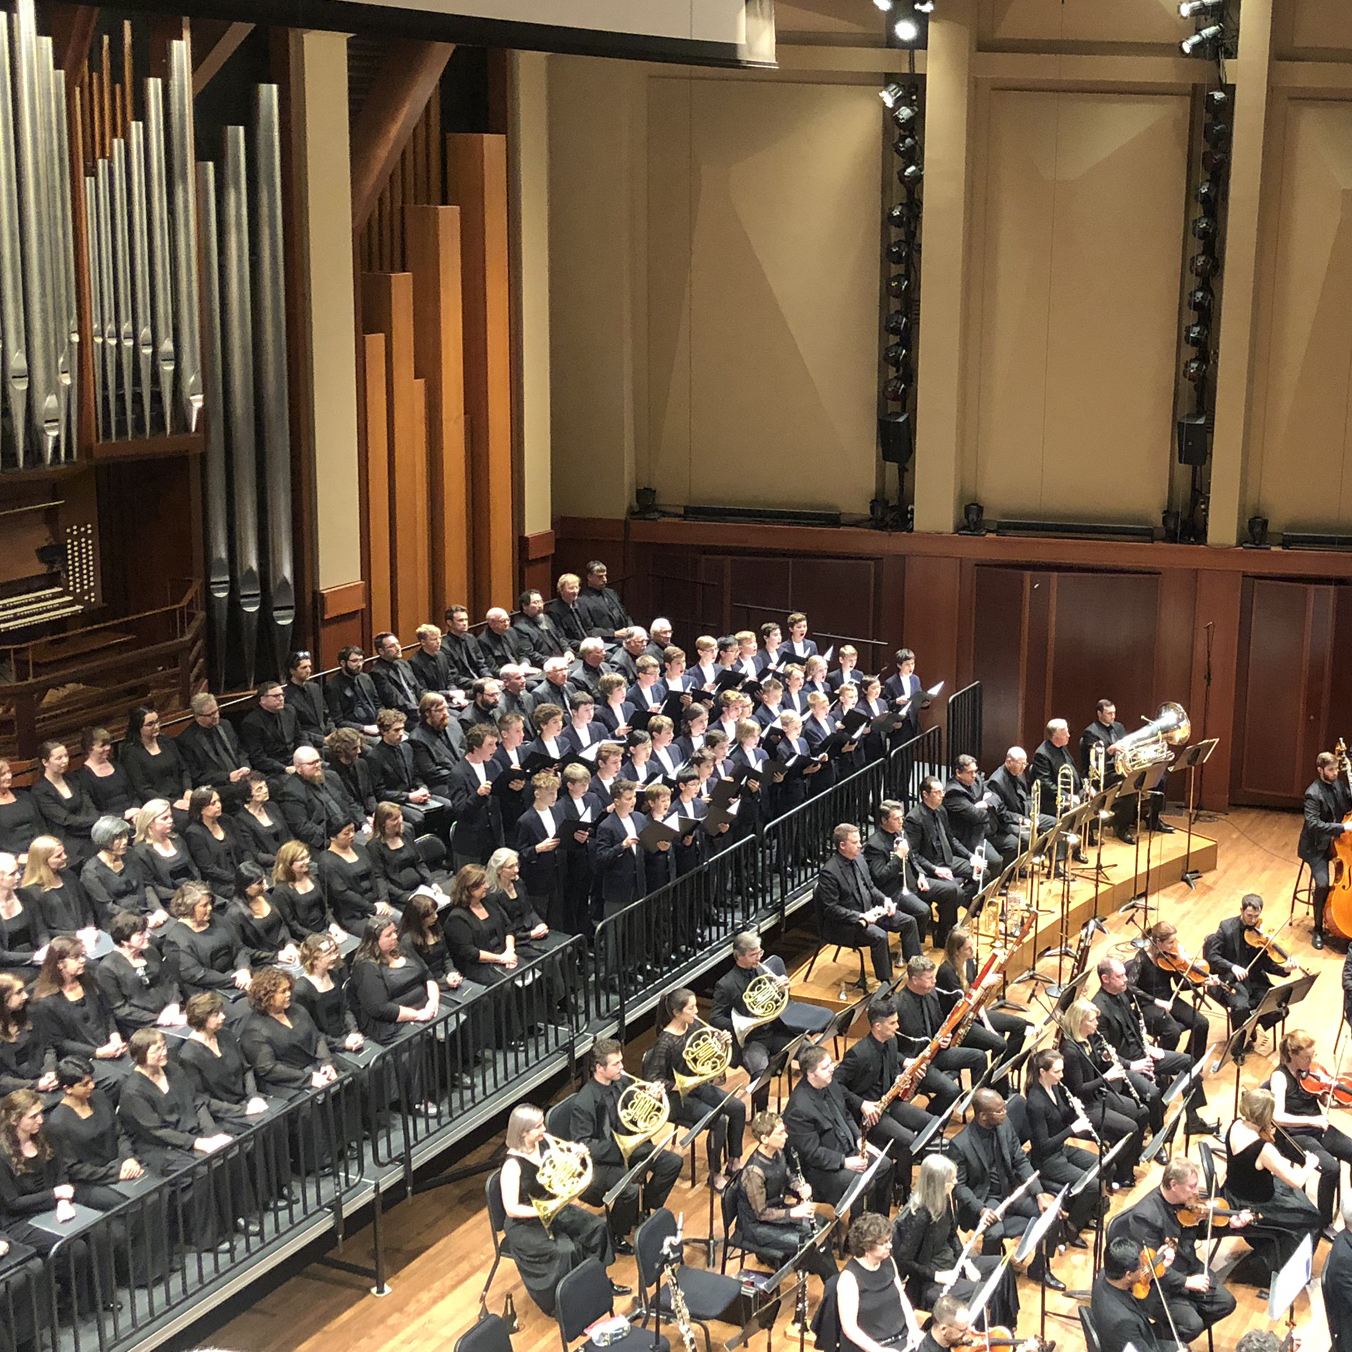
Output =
[
  {"x1": 731, "y1": 964, "x2": 790, "y2": 1046},
  {"x1": 673, "y1": 1019, "x2": 733, "y2": 1098},
  {"x1": 1087, "y1": 741, "x2": 1106, "y2": 797},
  {"x1": 533, "y1": 1134, "x2": 593, "y2": 1233},
  {"x1": 615, "y1": 1079, "x2": 670, "y2": 1164}
]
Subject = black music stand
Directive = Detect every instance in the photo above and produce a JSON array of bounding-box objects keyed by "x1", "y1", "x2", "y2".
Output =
[
  {"x1": 830, "y1": 1140, "x2": 896, "y2": 1225},
  {"x1": 726, "y1": 1212, "x2": 843, "y2": 1352},
  {"x1": 1170, "y1": 739, "x2": 1219, "y2": 887},
  {"x1": 1133, "y1": 762, "x2": 1171, "y2": 914},
  {"x1": 1013, "y1": 1183, "x2": 1071, "y2": 1344},
  {"x1": 1213, "y1": 973, "x2": 1317, "y2": 1116},
  {"x1": 1068, "y1": 1136, "x2": 1130, "y2": 1289}
]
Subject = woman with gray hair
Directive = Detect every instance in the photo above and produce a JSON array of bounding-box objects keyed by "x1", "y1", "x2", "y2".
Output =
[{"x1": 81, "y1": 816, "x2": 156, "y2": 922}]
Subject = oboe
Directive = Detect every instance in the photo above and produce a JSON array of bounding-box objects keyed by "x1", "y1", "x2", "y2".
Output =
[
  {"x1": 1128, "y1": 991, "x2": 1156, "y2": 1082},
  {"x1": 786, "y1": 1145, "x2": 825, "y2": 1237},
  {"x1": 1064, "y1": 1085, "x2": 1103, "y2": 1146}
]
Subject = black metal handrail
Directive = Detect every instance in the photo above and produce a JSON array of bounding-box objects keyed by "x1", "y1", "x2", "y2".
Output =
[{"x1": 945, "y1": 682, "x2": 984, "y2": 772}]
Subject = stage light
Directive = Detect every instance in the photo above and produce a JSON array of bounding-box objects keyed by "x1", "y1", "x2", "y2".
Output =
[
  {"x1": 894, "y1": 16, "x2": 921, "y2": 43},
  {"x1": 1189, "y1": 286, "x2": 1213, "y2": 312},
  {"x1": 1185, "y1": 323, "x2": 1209, "y2": 347},
  {"x1": 886, "y1": 239, "x2": 914, "y2": 265},
  {"x1": 880, "y1": 83, "x2": 905, "y2": 109},
  {"x1": 873, "y1": 0, "x2": 894, "y2": 10},
  {"x1": 1202, "y1": 149, "x2": 1229, "y2": 175},
  {"x1": 1246, "y1": 515, "x2": 1269, "y2": 548},
  {"x1": 893, "y1": 135, "x2": 920, "y2": 163},
  {"x1": 1196, "y1": 179, "x2": 1220, "y2": 207},
  {"x1": 883, "y1": 377, "x2": 910, "y2": 403},
  {"x1": 1189, "y1": 253, "x2": 1218, "y2": 278},
  {"x1": 961, "y1": 502, "x2": 986, "y2": 535},
  {"x1": 886, "y1": 274, "x2": 912, "y2": 300},
  {"x1": 884, "y1": 311, "x2": 910, "y2": 335},
  {"x1": 914, "y1": 0, "x2": 935, "y2": 11},
  {"x1": 887, "y1": 201, "x2": 919, "y2": 227},
  {"x1": 1191, "y1": 215, "x2": 1216, "y2": 240},
  {"x1": 1205, "y1": 89, "x2": 1229, "y2": 113},
  {"x1": 892, "y1": 103, "x2": 918, "y2": 129},
  {"x1": 1181, "y1": 25, "x2": 1223, "y2": 55},
  {"x1": 901, "y1": 163, "x2": 923, "y2": 186},
  {"x1": 884, "y1": 340, "x2": 911, "y2": 367},
  {"x1": 1179, "y1": 0, "x2": 1223, "y2": 16},
  {"x1": 1184, "y1": 354, "x2": 1210, "y2": 382},
  {"x1": 1203, "y1": 121, "x2": 1230, "y2": 148}
]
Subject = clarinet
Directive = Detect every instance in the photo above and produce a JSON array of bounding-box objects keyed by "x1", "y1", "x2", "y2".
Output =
[
  {"x1": 1093, "y1": 1032, "x2": 1145, "y2": 1108},
  {"x1": 1063, "y1": 1085, "x2": 1103, "y2": 1146},
  {"x1": 786, "y1": 1145, "x2": 824, "y2": 1238},
  {"x1": 1128, "y1": 991, "x2": 1156, "y2": 1082}
]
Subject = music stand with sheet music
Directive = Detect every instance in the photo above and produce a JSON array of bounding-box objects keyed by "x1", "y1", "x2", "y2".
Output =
[
  {"x1": 1169, "y1": 739, "x2": 1220, "y2": 886},
  {"x1": 1268, "y1": 1232, "x2": 1313, "y2": 1325},
  {"x1": 1013, "y1": 1183, "x2": 1071, "y2": 1344},
  {"x1": 1068, "y1": 1137, "x2": 1130, "y2": 1287},
  {"x1": 830, "y1": 1140, "x2": 896, "y2": 1223},
  {"x1": 725, "y1": 1212, "x2": 843, "y2": 1352},
  {"x1": 1212, "y1": 972, "x2": 1317, "y2": 1116}
]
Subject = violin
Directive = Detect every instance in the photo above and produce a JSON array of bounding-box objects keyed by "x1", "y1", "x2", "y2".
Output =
[
  {"x1": 1173, "y1": 1198, "x2": 1256, "y2": 1229},
  {"x1": 1147, "y1": 946, "x2": 1216, "y2": 988},
  {"x1": 1131, "y1": 1240, "x2": 1175, "y2": 1299},
  {"x1": 1242, "y1": 922, "x2": 1296, "y2": 966},
  {"x1": 1296, "y1": 1063, "x2": 1352, "y2": 1109},
  {"x1": 953, "y1": 1327, "x2": 1048, "y2": 1352}
]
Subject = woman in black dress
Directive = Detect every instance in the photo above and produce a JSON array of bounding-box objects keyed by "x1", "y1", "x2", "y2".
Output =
[
  {"x1": 499, "y1": 1102, "x2": 615, "y2": 1314},
  {"x1": 641, "y1": 987, "x2": 743, "y2": 1190},
  {"x1": 130, "y1": 800, "x2": 196, "y2": 923},
  {"x1": 891, "y1": 1154, "x2": 1017, "y2": 1323},
  {"x1": 368, "y1": 802, "x2": 448, "y2": 910},
  {"x1": 0, "y1": 762, "x2": 45, "y2": 861},
  {"x1": 1224, "y1": 1087, "x2": 1321, "y2": 1276},
  {"x1": 234, "y1": 773, "x2": 290, "y2": 872},
  {"x1": 118, "y1": 708, "x2": 191, "y2": 818},
  {"x1": 485, "y1": 848, "x2": 571, "y2": 957},
  {"x1": 19, "y1": 837, "x2": 98, "y2": 936},
  {"x1": 292, "y1": 934, "x2": 365, "y2": 1056},
  {"x1": 43, "y1": 1057, "x2": 143, "y2": 1199},
  {"x1": 835, "y1": 1212, "x2": 922, "y2": 1352},
  {"x1": 0, "y1": 976, "x2": 56, "y2": 1098},
  {"x1": 159, "y1": 881, "x2": 251, "y2": 1009},
  {"x1": 177, "y1": 992, "x2": 268, "y2": 1128},
  {"x1": 1271, "y1": 1029, "x2": 1352, "y2": 1232},
  {"x1": 94, "y1": 910, "x2": 184, "y2": 1037},
  {"x1": 28, "y1": 938, "x2": 130, "y2": 1100},
  {"x1": 76, "y1": 727, "x2": 139, "y2": 823},
  {"x1": 30, "y1": 741, "x2": 99, "y2": 868},
  {"x1": 0, "y1": 854, "x2": 47, "y2": 979},
  {"x1": 1024, "y1": 1048, "x2": 1105, "y2": 1244},
  {"x1": 240, "y1": 968, "x2": 335, "y2": 1098},
  {"x1": 227, "y1": 862, "x2": 300, "y2": 970},
  {"x1": 184, "y1": 788, "x2": 247, "y2": 900},
  {"x1": 443, "y1": 864, "x2": 516, "y2": 987},
  {"x1": 1058, "y1": 999, "x2": 1146, "y2": 1189},
  {"x1": 271, "y1": 841, "x2": 339, "y2": 941},
  {"x1": 81, "y1": 816, "x2": 155, "y2": 924},
  {"x1": 348, "y1": 917, "x2": 438, "y2": 1046},
  {"x1": 396, "y1": 894, "x2": 462, "y2": 990},
  {"x1": 317, "y1": 821, "x2": 390, "y2": 933}
]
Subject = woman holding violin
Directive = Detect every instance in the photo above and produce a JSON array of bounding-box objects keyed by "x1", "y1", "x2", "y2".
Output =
[
  {"x1": 1131, "y1": 920, "x2": 1215, "y2": 1062},
  {"x1": 1271, "y1": 1029, "x2": 1352, "y2": 1234},
  {"x1": 1224, "y1": 1087, "x2": 1322, "y2": 1276}
]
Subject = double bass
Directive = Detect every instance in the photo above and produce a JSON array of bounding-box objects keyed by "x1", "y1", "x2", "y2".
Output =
[{"x1": 1323, "y1": 738, "x2": 1352, "y2": 940}]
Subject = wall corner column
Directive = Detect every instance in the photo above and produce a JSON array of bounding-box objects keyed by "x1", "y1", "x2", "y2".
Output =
[{"x1": 912, "y1": 0, "x2": 976, "y2": 535}]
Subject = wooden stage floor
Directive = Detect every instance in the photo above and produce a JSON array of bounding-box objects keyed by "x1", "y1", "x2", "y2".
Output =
[{"x1": 202, "y1": 806, "x2": 1346, "y2": 1352}]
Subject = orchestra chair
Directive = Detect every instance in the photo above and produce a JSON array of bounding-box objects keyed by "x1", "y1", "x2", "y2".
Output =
[
  {"x1": 479, "y1": 1171, "x2": 521, "y2": 1316},
  {"x1": 456, "y1": 1312, "x2": 514, "y2": 1352},
  {"x1": 1004, "y1": 1093, "x2": 1030, "y2": 1147},
  {"x1": 635, "y1": 1208, "x2": 743, "y2": 1352},
  {"x1": 415, "y1": 832, "x2": 449, "y2": 875},
  {"x1": 717, "y1": 1178, "x2": 767, "y2": 1276},
  {"x1": 801, "y1": 892, "x2": 874, "y2": 1000},
  {"x1": 1290, "y1": 860, "x2": 1313, "y2": 924},
  {"x1": 1076, "y1": 1307, "x2": 1102, "y2": 1352},
  {"x1": 556, "y1": 1259, "x2": 669, "y2": 1352},
  {"x1": 545, "y1": 1095, "x2": 578, "y2": 1138}
]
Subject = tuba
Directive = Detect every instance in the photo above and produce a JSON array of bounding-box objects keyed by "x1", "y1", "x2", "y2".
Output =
[
  {"x1": 614, "y1": 1080, "x2": 670, "y2": 1163},
  {"x1": 731, "y1": 967, "x2": 790, "y2": 1046},
  {"x1": 673, "y1": 1020, "x2": 733, "y2": 1098},
  {"x1": 1112, "y1": 702, "x2": 1190, "y2": 772},
  {"x1": 532, "y1": 1134, "x2": 593, "y2": 1233}
]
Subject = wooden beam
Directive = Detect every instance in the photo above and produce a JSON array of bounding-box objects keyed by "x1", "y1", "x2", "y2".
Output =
[
  {"x1": 350, "y1": 40, "x2": 453, "y2": 233},
  {"x1": 44, "y1": 4, "x2": 97, "y2": 75},
  {"x1": 193, "y1": 22, "x2": 254, "y2": 94}
]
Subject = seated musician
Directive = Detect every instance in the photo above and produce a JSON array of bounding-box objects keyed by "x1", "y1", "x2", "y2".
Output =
[
  {"x1": 947, "y1": 1088, "x2": 1061, "y2": 1289},
  {"x1": 915, "y1": 1295, "x2": 1039, "y2": 1352},
  {"x1": 641, "y1": 988, "x2": 744, "y2": 1192},
  {"x1": 1202, "y1": 893, "x2": 1297, "y2": 1050},
  {"x1": 815, "y1": 824, "x2": 921, "y2": 983},
  {"x1": 1029, "y1": 720, "x2": 1088, "y2": 865},
  {"x1": 1299, "y1": 749, "x2": 1352, "y2": 950},
  {"x1": 1326, "y1": 1207, "x2": 1352, "y2": 1352},
  {"x1": 565, "y1": 1036, "x2": 683, "y2": 1253},
  {"x1": 1093, "y1": 957, "x2": 1214, "y2": 1136},
  {"x1": 894, "y1": 956, "x2": 984, "y2": 1117},
  {"x1": 1058, "y1": 999, "x2": 1146, "y2": 1189},
  {"x1": 937, "y1": 926, "x2": 1028, "y2": 1087},
  {"x1": 985, "y1": 747, "x2": 1054, "y2": 869},
  {"x1": 710, "y1": 932, "x2": 800, "y2": 1115},
  {"x1": 783, "y1": 1045, "x2": 893, "y2": 1214},
  {"x1": 891, "y1": 1154, "x2": 1018, "y2": 1324},
  {"x1": 903, "y1": 780, "x2": 977, "y2": 936},
  {"x1": 1110, "y1": 1155, "x2": 1237, "y2": 1345},
  {"x1": 863, "y1": 801, "x2": 938, "y2": 934},
  {"x1": 1270, "y1": 1029, "x2": 1352, "y2": 1236},
  {"x1": 835, "y1": 1211, "x2": 924, "y2": 1352},
  {"x1": 1078, "y1": 699, "x2": 1171, "y2": 842},
  {"x1": 835, "y1": 997, "x2": 937, "y2": 1195},
  {"x1": 1129, "y1": 920, "x2": 1214, "y2": 1061},
  {"x1": 1023, "y1": 1048, "x2": 1107, "y2": 1247},
  {"x1": 735, "y1": 1110, "x2": 837, "y2": 1280},
  {"x1": 941, "y1": 757, "x2": 1003, "y2": 874},
  {"x1": 1089, "y1": 1237, "x2": 1169, "y2": 1352},
  {"x1": 1223, "y1": 1087, "x2": 1320, "y2": 1278}
]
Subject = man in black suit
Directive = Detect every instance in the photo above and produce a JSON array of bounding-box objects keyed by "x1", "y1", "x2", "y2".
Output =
[
  {"x1": 325, "y1": 646, "x2": 382, "y2": 736},
  {"x1": 647, "y1": 619, "x2": 674, "y2": 663},
  {"x1": 408, "y1": 624, "x2": 461, "y2": 702},
  {"x1": 513, "y1": 588, "x2": 571, "y2": 664},
  {"x1": 408, "y1": 692, "x2": 465, "y2": 798},
  {"x1": 576, "y1": 560, "x2": 632, "y2": 641},
  {"x1": 1089, "y1": 1238, "x2": 1166, "y2": 1352},
  {"x1": 1325, "y1": 1216, "x2": 1352, "y2": 1352},
  {"x1": 903, "y1": 777, "x2": 976, "y2": 941},
  {"x1": 835, "y1": 997, "x2": 936, "y2": 1197},
  {"x1": 1299, "y1": 750, "x2": 1352, "y2": 949},
  {"x1": 274, "y1": 746, "x2": 364, "y2": 850},
  {"x1": 985, "y1": 746, "x2": 1052, "y2": 867},
  {"x1": 567, "y1": 1036, "x2": 683, "y2": 1252},
  {"x1": 240, "y1": 681, "x2": 303, "y2": 781},
  {"x1": 1203, "y1": 893, "x2": 1297, "y2": 1035},
  {"x1": 783, "y1": 1044, "x2": 893, "y2": 1211},
  {"x1": 457, "y1": 678, "x2": 502, "y2": 736},
  {"x1": 546, "y1": 572, "x2": 590, "y2": 648},
  {"x1": 894, "y1": 955, "x2": 984, "y2": 1115},
  {"x1": 443, "y1": 605, "x2": 492, "y2": 688},
  {"x1": 1079, "y1": 698, "x2": 1135, "y2": 842},
  {"x1": 367, "y1": 708, "x2": 451, "y2": 836},
  {"x1": 497, "y1": 665, "x2": 538, "y2": 726},
  {"x1": 942, "y1": 756, "x2": 1003, "y2": 873},
  {"x1": 863, "y1": 801, "x2": 934, "y2": 931},
  {"x1": 1030, "y1": 719, "x2": 1082, "y2": 816},
  {"x1": 371, "y1": 631, "x2": 422, "y2": 721},
  {"x1": 608, "y1": 627, "x2": 649, "y2": 684},
  {"x1": 535, "y1": 656, "x2": 576, "y2": 710},
  {"x1": 446, "y1": 724, "x2": 504, "y2": 868},
  {"x1": 1110, "y1": 1156, "x2": 1238, "y2": 1343},
  {"x1": 479, "y1": 607, "x2": 532, "y2": 674},
  {"x1": 568, "y1": 638, "x2": 614, "y2": 701},
  {"x1": 177, "y1": 692, "x2": 252, "y2": 806},
  {"x1": 948, "y1": 1088, "x2": 1061, "y2": 1287},
  {"x1": 284, "y1": 651, "x2": 332, "y2": 747},
  {"x1": 816, "y1": 823, "x2": 920, "y2": 982}
]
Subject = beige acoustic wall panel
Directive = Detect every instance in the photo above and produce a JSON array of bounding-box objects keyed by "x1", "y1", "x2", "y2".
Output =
[
  {"x1": 1250, "y1": 101, "x2": 1352, "y2": 534},
  {"x1": 969, "y1": 89, "x2": 1188, "y2": 523},
  {"x1": 1277, "y1": 0, "x2": 1352, "y2": 59},
  {"x1": 978, "y1": 0, "x2": 1186, "y2": 46},
  {"x1": 646, "y1": 77, "x2": 881, "y2": 515}
]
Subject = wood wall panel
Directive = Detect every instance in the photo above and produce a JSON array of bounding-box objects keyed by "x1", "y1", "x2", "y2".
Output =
[
  {"x1": 904, "y1": 556, "x2": 962, "y2": 727},
  {"x1": 445, "y1": 133, "x2": 515, "y2": 619},
  {"x1": 316, "y1": 581, "x2": 366, "y2": 667},
  {"x1": 972, "y1": 567, "x2": 1027, "y2": 767},
  {"x1": 405, "y1": 205, "x2": 470, "y2": 617},
  {"x1": 362, "y1": 332, "x2": 392, "y2": 637},
  {"x1": 519, "y1": 529, "x2": 555, "y2": 600}
]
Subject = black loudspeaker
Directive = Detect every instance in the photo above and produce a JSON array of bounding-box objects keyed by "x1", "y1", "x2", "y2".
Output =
[
  {"x1": 879, "y1": 413, "x2": 913, "y2": 467},
  {"x1": 1177, "y1": 413, "x2": 1209, "y2": 466}
]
